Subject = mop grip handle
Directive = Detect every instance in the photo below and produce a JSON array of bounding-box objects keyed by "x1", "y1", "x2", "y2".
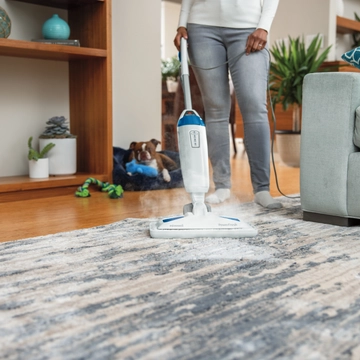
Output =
[{"x1": 180, "y1": 38, "x2": 192, "y2": 109}]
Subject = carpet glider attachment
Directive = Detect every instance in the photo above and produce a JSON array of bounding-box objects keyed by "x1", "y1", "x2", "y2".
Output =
[{"x1": 150, "y1": 212, "x2": 257, "y2": 239}]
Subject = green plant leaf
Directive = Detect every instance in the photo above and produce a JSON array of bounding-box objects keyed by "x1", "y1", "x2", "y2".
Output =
[
  {"x1": 39, "y1": 143, "x2": 56, "y2": 158},
  {"x1": 28, "y1": 136, "x2": 55, "y2": 160},
  {"x1": 161, "y1": 55, "x2": 181, "y2": 81},
  {"x1": 270, "y1": 34, "x2": 332, "y2": 111}
]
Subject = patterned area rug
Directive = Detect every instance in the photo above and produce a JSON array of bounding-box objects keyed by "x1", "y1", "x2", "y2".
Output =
[{"x1": 1, "y1": 197, "x2": 360, "y2": 360}]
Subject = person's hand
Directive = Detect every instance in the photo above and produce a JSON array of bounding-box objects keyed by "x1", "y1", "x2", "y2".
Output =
[
  {"x1": 245, "y1": 28, "x2": 268, "y2": 55},
  {"x1": 174, "y1": 27, "x2": 188, "y2": 51}
]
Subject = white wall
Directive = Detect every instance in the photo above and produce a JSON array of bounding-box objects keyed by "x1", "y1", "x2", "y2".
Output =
[
  {"x1": 161, "y1": 1, "x2": 180, "y2": 59},
  {"x1": 0, "y1": 1, "x2": 68, "y2": 176},
  {"x1": 112, "y1": 0, "x2": 161, "y2": 150},
  {"x1": 270, "y1": 0, "x2": 331, "y2": 50}
]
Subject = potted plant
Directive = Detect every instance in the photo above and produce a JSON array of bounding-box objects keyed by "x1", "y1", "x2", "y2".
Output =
[
  {"x1": 161, "y1": 55, "x2": 180, "y2": 93},
  {"x1": 39, "y1": 116, "x2": 77, "y2": 175},
  {"x1": 269, "y1": 34, "x2": 333, "y2": 166},
  {"x1": 28, "y1": 136, "x2": 55, "y2": 178}
]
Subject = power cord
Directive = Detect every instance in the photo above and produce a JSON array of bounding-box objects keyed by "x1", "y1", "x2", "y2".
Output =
[
  {"x1": 186, "y1": 48, "x2": 300, "y2": 200},
  {"x1": 267, "y1": 80, "x2": 300, "y2": 199}
]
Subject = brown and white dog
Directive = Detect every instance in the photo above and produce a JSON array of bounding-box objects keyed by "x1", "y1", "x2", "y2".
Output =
[{"x1": 129, "y1": 139, "x2": 178, "y2": 182}]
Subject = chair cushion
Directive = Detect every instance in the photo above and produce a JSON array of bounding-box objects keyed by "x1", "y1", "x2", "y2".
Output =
[
  {"x1": 354, "y1": 106, "x2": 360, "y2": 148},
  {"x1": 341, "y1": 47, "x2": 360, "y2": 69},
  {"x1": 113, "y1": 147, "x2": 184, "y2": 191}
]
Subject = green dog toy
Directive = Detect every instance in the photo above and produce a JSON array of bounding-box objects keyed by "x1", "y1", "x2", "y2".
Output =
[{"x1": 75, "y1": 177, "x2": 124, "y2": 199}]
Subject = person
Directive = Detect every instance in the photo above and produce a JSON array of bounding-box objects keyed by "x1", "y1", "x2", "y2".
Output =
[{"x1": 173, "y1": 0, "x2": 282, "y2": 209}]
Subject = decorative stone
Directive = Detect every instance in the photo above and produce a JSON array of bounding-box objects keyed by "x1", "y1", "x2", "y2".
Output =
[{"x1": 0, "y1": 7, "x2": 11, "y2": 39}]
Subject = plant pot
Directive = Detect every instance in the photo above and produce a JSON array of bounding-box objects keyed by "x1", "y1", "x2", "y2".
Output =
[
  {"x1": 39, "y1": 138, "x2": 77, "y2": 175},
  {"x1": 166, "y1": 79, "x2": 178, "y2": 93},
  {"x1": 275, "y1": 131, "x2": 301, "y2": 167},
  {"x1": 29, "y1": 158, "x2": 49, "y2": 179}
]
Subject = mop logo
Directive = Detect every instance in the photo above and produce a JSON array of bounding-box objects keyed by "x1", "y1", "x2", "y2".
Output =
[{"x1": 189, "y1": 130, "x2": 200, "y2": 148}]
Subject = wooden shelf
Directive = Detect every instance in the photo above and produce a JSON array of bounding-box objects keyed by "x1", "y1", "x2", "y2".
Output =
[
  {"x1": 0, "y1": 38, "x2": 107, "y2": 61},
  {"x1": 0, "y1": 174, "x2": 108, "y2": 193},
  {"x1": 323, "y1": 60, "x2": 360, "y2": 73},
  {"x1": 9, "y1": 0, "x2": 104, "y2": 10},
  {"x1": 337, "y1": 16, "x2": 360, "y2": 34}
]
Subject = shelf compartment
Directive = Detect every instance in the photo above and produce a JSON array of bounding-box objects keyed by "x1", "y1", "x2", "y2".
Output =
[
  {"x1": 337, "y1": 16, "x2": 360, "y2": 34},
  {"x1": 0, "y1": 38, "x2": 107, "y2": 61},
  {"x1": 0, "y1": 0, "x2": 112, "y2": 201}
]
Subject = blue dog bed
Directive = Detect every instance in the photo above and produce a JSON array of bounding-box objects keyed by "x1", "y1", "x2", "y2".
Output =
[{"x1": 113, "y1": 147, "x2": 184, "y2": 191}]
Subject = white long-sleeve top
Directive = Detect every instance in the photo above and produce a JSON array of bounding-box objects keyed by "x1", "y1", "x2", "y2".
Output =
[{"x1": 178, "y1": 0, "x2": 279, "y2": 33}]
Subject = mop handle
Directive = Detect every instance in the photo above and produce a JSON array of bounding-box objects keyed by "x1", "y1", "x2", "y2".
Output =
[{"x1": 180, "y1": 38, "x2": 192, "y2": 110}]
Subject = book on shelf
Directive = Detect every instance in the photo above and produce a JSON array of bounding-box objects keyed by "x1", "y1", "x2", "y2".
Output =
[{"x1": 31, "y1": 39, "x2": 80, "y2": 47}]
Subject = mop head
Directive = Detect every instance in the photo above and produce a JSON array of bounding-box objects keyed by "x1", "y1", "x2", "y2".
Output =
[{"x1": 150, "y1": 212, "x2": 257, "y2": 239}]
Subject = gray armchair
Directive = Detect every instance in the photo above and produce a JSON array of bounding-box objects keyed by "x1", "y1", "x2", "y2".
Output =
[{"x1": 300, "y1": 72, "x2": 360, "y2": 226}]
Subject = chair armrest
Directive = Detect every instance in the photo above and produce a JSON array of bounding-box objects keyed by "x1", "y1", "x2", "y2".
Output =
[{"x1": 300, "y1": 72, "x2": 360, "y2": 216}]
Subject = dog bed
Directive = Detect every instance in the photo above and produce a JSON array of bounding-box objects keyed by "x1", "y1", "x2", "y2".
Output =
[{"x1": 113, "y1": 147, "x2": 184, "y2": 191}]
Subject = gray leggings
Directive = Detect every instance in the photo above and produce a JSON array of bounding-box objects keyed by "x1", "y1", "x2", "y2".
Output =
[{"x1": 187, "y1": 24, "x2": 271, "y2": 194}]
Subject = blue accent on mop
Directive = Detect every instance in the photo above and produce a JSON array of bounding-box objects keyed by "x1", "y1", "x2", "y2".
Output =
[
  {"x1": 162, "y1": 216, "x2": 184, "y2": 223},
  {"x1": 220, "y1": 216, "x2": 241, "y2": 222},
  {"x1": 178, "y1": 114, "x2": 205, "y2": 127}
]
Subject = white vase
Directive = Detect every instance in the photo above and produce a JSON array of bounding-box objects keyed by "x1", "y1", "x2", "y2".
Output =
[
  {"x1": 29, "y1": 158, "x2": 49, "y2": 179},
  {"x1": 39, "y1": 138, "x2": 77, "y2": 175},
  {"x1": 335, "y1": 0, "x2": 344, "y2": 16}
]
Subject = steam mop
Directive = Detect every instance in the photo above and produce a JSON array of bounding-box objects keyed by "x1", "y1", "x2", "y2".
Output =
[{"x1": 150, "y1": 38, "x2": 257, "y2": 238}]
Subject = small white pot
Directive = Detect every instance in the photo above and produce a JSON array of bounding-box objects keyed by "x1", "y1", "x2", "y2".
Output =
[
  {"x1": 166, "y1": 79, "x2": 179, "y2": 93},
  {"x1": 39, "y1": 138, "x2": 77, "y2": 175},
  {"x1": 29, "y1": 158, "x2": 49, "y2": 179},
  {"x1": 276, "y1": 132, "x2": 301, "y2": 168}
]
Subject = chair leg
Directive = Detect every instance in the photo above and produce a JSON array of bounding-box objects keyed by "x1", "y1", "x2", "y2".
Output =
[{"x1": 303, "y1": 211, "x2": 360, "y2": 227}]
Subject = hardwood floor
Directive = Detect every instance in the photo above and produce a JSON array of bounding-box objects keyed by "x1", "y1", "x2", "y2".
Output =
[{"x1": 0, "y1": 141, "x2": 300, "y2": 243}]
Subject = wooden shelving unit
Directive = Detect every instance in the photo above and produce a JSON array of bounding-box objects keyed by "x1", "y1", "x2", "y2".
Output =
[
  {"x1": 336, "y1": 15, "x2": 360, "y2": 34},
  {"x1": 323, "y1": 16, "x2": 360, "y2": 73},
  {"x1": 0, "y1": 0, "x2": 112, "y2": 201},
  {"x1": 9, "y1": 0, "x2": 105, "y2": 9}
]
